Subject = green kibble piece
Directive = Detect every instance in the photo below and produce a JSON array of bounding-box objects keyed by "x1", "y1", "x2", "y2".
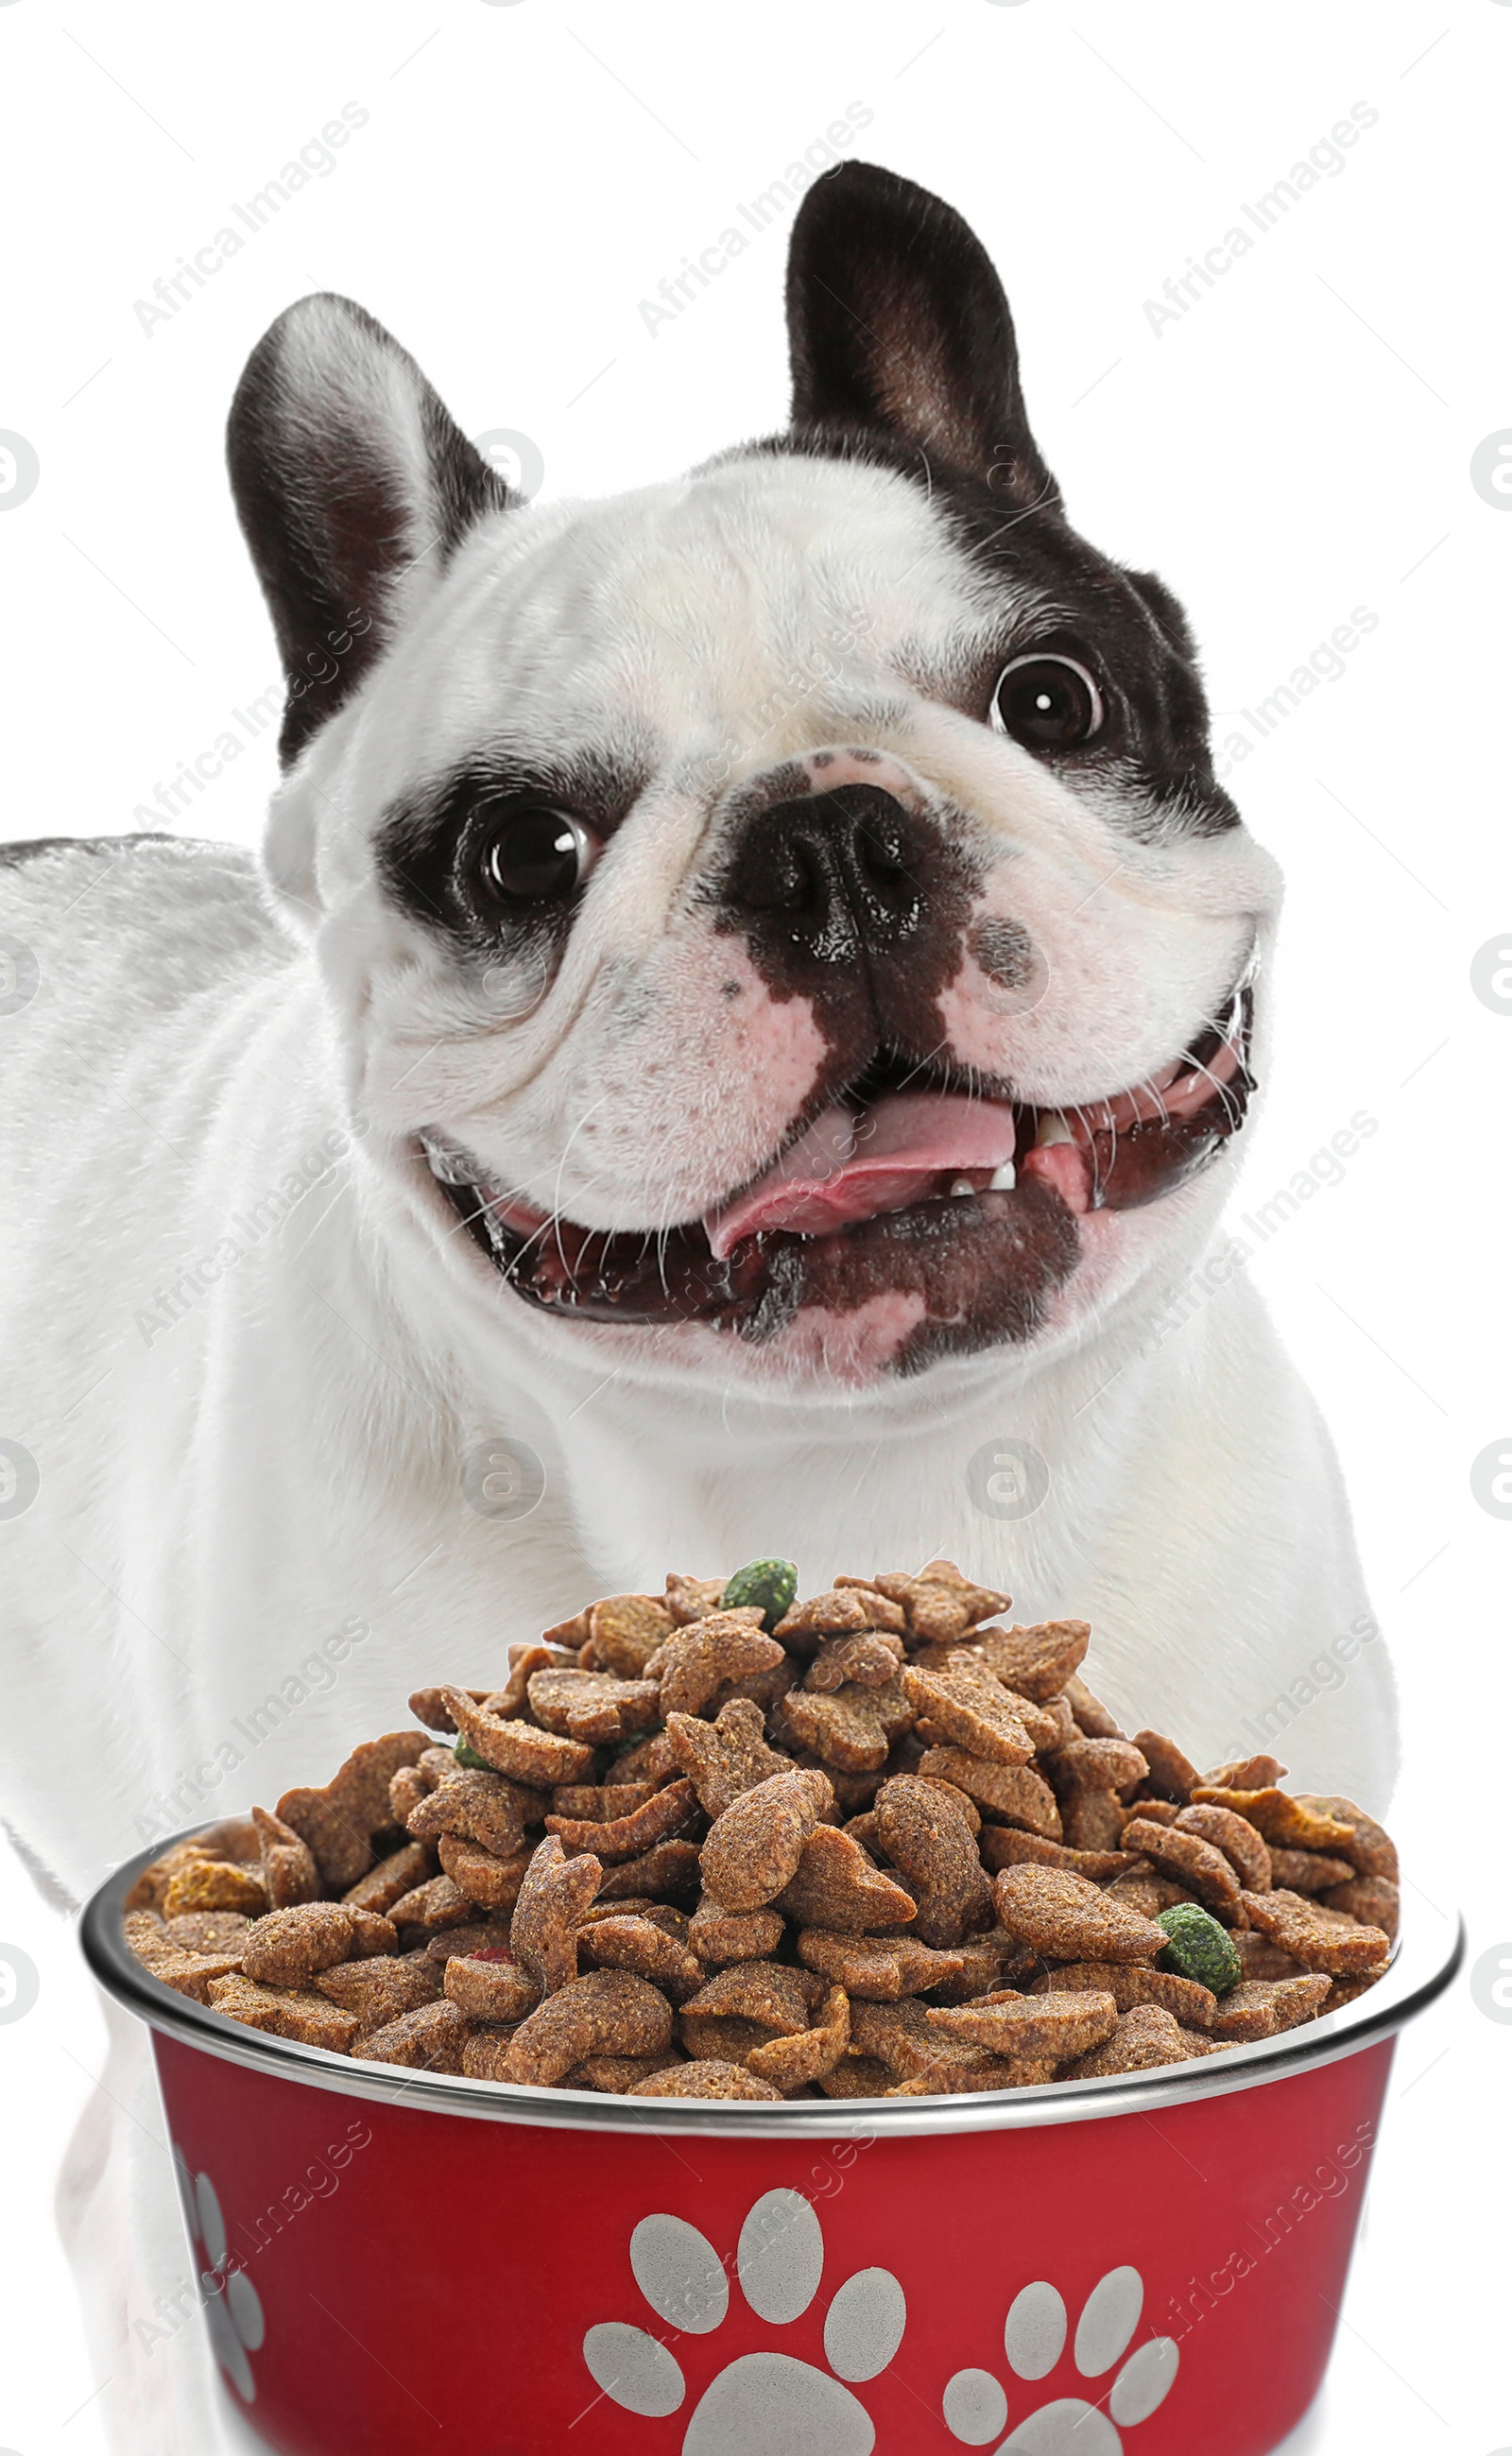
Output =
[
  {"x1": 1155, "y1": 1901, "x2": 1242, "y2": 1995},
  {"x1": 720, "y1": 1557, "x2": 799, "y2": 1631},
  {"x1": 455, "y1": 1738, "x2": 490, "y2": 1771}
]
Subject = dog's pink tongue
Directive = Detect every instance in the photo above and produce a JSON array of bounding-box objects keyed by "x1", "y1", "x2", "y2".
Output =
[{"x1": 705, "y1": 1092, "x2": 1017, "y2": 1259}]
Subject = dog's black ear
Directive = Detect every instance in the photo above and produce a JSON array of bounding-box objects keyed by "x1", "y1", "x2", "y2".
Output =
[
  {"x1": 228, "y1": 295, "x2": 508, "y2": 764},
  {"x1": 785, "y1": 163, "x2": 1057, "y2": 511}
]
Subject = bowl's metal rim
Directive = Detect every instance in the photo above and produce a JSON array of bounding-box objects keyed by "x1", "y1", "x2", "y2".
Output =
[{"x1": 82, "y1": 1826, "x2": 1463, "y2": 2142}]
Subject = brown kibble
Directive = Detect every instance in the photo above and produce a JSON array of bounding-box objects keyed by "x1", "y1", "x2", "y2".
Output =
[
  {"x1": 440, "y1": 1689, "x2": 595, "y2": 1788},
  {"x1": 388, "y1": 1765, "x2": 430, "y2": 1826},
  {"x1": 317, "y1": 1954, "x2": 443, "y2": 2028},
  {"x1": 796, "y1": 1929, "x2": 966, "y2": 2000},
  {"x1": 1049, "y1": 1738, "x2": 1150, "y2": 1795},
  {"x1": 775, "y1": 1824, "x2": 916, "y2": 1933},
  {"x1": 804, "y1": 1633, "x2": 905, "y2": 1692},
  {"x1": 552, "y1": 1783, "x2": 656, "y2": 1821},
  {"x1": 1175, "y1": 1804, "x2": 1271, "y2": 1892},
  {"x1": 1238, "y1": 1889, "x2": 1391, "y2": 1976},
  {"x1": 926, "y1": 1988, "x2": 1119, "y2": 2061},
  {"x1": 979, "y1": 1829, "x2": 1134, "y2": 1881},
  {"x1": 1132, "y1": 1730, "x2": 1201, "y2": 1803},
  {"x1": 580, "y1": 1915, "x2": 704, "y2": 2001},
  {"x1": 1062, "y1": 1792, "x2": 1127, "y2": 1853},
  {"x1": 1190, "y1": 1787, "x2": 1356, "y2": 1854},
  {"x1": 443, "y1": 1952, "x2": 541, "y2": 2022},
  {"x1": 875, "y1": 1775, "x2": 993, "y2": 1949},
  {"x1": 277, "y1": 1732, "x2": 430, "y2": 1886},
  {"x1": 679, "y1": 2012, "x2": 771, "y2": 2061},
  {"x1": 1060, "y1": 2002, "x2": 1199, "y2": 2077},
  {"x1": 163, "y1": 1912, "x2": 250, "y2": 1955},
  {"x1": 819, "y1": 2055, "x2": 895, "y2": 2098},
  {"x1": 424, "y1": 1918, "x2": 512, "y2": 1963},
  {"x1": 700, "y1": 1769, "x2": 831, "y2": 1912},
  {"x1": 437, "y1": 1835, "x2": 532, "y2": 1912},
  {"x1": 569, "y1": 2051, "x2": 687, "y2": 2092},
  {"x1": 510, "y1": 1837, "x2": 603, "y2": 1995},
  {"x1": 994, "y1": 1864, "x2": 1167, "y2": 1963},
  {"x1": 241, "y1": 1902, "x2": 396, "y2": 1985},
  {"x1": 1062, "y1": 1675, "x2": 1124, "y2": 1739},
  {"x1": 1267, "y1": 1847, "x2": 1358, "y2": 1896},
  {"x1": 1230, "y1": 1931, "x2": 1304, "y2": 1981},
  {"x1": 665, "y1": 1573, "x2": 730, "y2": 1625},
  {"x1": 589, "y1": 1594, "x2": 675, "y2": 1675},
  {"x1": 545, "y1": 1778, "x2": 701, "y2": 1863},
  {"x1": 1121, "y1": 1818, "x2": 1242, "y2": 1917},
  {"x1": 774, "y1": 1588, "x2": 885, "y2": 1644},
  {"x1": 360, "y1": 2000, "x2": 470, "y2": 2072},
  {"x1": 526, "y1": 1668, "x2": 662, "y2": 1746},
  {"x1": 1211, "y1": 1975, "x2": 1333, "y2": 2042},
  {"x1": 598, "y1": 1841, "x2": 703, "y2": 1904},
  {"x1": 406, "y1": 1767, "x2": 539, "y2": 1861},
  {"x1": 629, "y1": 2059, "x2": 782, "y2": 2101},
  {"x1": 665, "y1": 1700, "x2": 791, "y2": 1818},
  {"x1": 1321, "y1": 1876, "x2": 1400, "y2": 1938},
  {"x1": 679, "y1": 1961, "x2": 819, "y2": 2034},
  {"x1": 504, "y1": 1969, "x2": 673, "y2": 2087},
  {"x1": 485, "y1": 1645, "x2": 558, "y2": 1721},
  {"x1": 971, "y1": 1620, "x2": 1090, "y2": 1701},
  {"x1": 1291, "y1": 1795, "x2": 1398, "y2": 1882},
  {"x1": 251, "y1": 1806, "x2": 319, "y2": 1910},
  {"x1": 923, "y1": 1932, "x2": 1039, "y2": 2002},
  {"x1": 134, "y1": 1939, "x2": 246, "y2": 2002},
  {"x1": 610, "y1": 1729, "x2": 682, "y2": 1786},
  {"x1": 869, "y1": 1561, "x2": 1010, "y2": 1643},
  {"x1": 688, "y1": 1899, "x2": 786, "y2": 1965},
  {"x1": 207, "y1": 1973, "x2": 359, "y2": 2052},
  {"x1": 1206, "y1": 1754, "x2": 1287, "y2": 1791},
  {"x1": 406, "y1": 1685, "x2": 488, "y2": 1733},
  {"x1": 1028, "y1": 1961, "x2": 1217, "y2": 2028},
  {"x1": 779, "y1": 1675, "x2": 914, "y2": 1775},
  {"x1": 343, "y1": 1843, "x2": 435, "y2": 1916},
  {"x1": 162, "y1": 1861, "x2": 268, "y2": 1919},
  {"x1": 902, "y1": 1661, "x2": 1035, "y2": 1766},
  {"x1": 747, "y1": 1986, "x2": 850, "y2": 2088},
  {"x1": 388, "y1": 1875, "x2": 474, "y2": 1932},
  {"x1": 645, "y1": 1609, "x2": 783, "y2": 1717},
  {"x1": 915, "y1": 1748, "x2": 1061, "y2": 1838}
]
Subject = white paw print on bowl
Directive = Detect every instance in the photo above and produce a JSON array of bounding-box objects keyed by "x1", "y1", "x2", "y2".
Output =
[
  {"x1": 172, "y1": 2146, "x2": 265, "y2": 2404},
  {"x1": 582, "y1": 2188, "x2": 904, "y2": 2453},
  {"x1": 942, "y1": 2268, "x2": 1178, "y2": 2452}
]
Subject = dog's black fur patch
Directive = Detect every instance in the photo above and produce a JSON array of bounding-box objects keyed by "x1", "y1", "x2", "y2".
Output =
[
  {"x1": 228, "y1": 296, "x2": 509, "y2": 766},
  {"x1": 763, "y1": 163, "x2": 1237, "y2": 840}
]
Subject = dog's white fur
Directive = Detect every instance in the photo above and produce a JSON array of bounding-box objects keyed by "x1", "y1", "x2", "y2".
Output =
[{"x1": 1, "y1": 235, "x2": 1394, "y2": 2454}]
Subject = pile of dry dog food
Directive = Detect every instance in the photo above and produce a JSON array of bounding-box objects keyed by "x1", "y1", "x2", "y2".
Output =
[{"x1": 122, "y1": 1560, "x2": 1399, "y2": 2101}]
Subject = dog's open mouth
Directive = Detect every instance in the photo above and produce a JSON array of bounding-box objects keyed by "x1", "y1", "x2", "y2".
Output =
[{"x1": 422, "y1": 983, "x2": 1253, "y2": 1359}]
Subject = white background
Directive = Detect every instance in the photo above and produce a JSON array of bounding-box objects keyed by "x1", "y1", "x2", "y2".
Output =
[{"x1": 0, "y1": 1, "x2": 1506, "y2": 2448}]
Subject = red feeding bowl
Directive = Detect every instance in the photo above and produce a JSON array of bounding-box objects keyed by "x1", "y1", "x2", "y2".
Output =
[{"x1": 83, "y1": 1835, "x2": 1459, "y2": 2456}]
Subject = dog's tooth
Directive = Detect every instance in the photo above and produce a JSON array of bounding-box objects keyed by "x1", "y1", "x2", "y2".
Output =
[
  {"x1": 988, "y1": 1161, "x2": 1017, "y2": 1192},
  {"x1": 949, "y1": 1176, "x2": 976, "y2": 1199},
  {"x1": 1035, "y1": 1111, "x2": 1074, "y2": 1148}
]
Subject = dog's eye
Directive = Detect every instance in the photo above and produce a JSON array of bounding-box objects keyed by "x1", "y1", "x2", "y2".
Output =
[
  {"x1": 476, "y1": 807, "x2": 599, "y2": 904},
  {"x1": 990, "y1": 653, "x2": 1105, "y2": 750}
]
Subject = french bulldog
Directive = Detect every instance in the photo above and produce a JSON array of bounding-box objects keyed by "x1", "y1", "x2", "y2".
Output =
[{"x1": 1, "y1": 163, "x2": 1394, "y2": 2450}]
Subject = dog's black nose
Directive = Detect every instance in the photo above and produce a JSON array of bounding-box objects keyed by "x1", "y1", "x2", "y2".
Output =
[{"x1": 717, "y1": 784, "x2": 927, "y2": 960}]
